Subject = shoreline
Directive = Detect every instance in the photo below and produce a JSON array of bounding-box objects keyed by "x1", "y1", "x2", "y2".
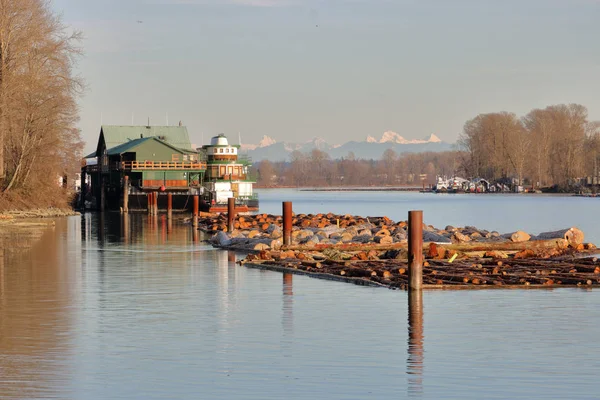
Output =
[
  {"x1": 255, "y1": 186, "x2": 595, "y2": 196},
  {"x1": 0, "y1": 208, "x2": 80, "y2": 221}
]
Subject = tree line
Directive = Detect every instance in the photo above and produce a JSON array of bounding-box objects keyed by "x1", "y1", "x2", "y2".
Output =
[
  {"x1": 459, "y1": 104, "x2": 600, "y2": 189},
  {"x1": 251, "y1": 149, "x2": 463, "y2": 188},
  {"x1": 0, "y1": 0, "x2": 82, "y2": 208},
  {"x1": 253, "y1": 103, "x2": 600, "y2": 191}
]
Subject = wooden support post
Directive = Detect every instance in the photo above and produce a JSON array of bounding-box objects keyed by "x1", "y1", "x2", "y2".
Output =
[
  {"x1": 123, "y1": 175, "x2": 129, "y2": 213},
  {"x1": 283, "y1": 201, "x2": 292, "y2": 246},
  {"x1": 167, "y1": 192, "x2": 173, "y2": 219},
  {"x1": 193, "y1": 195, "x2": 199, "y2": 228},
  {"x1": 154, "y1": 191, "x2": 159, "y2": 215},
  {"x1": 80, "y1": 171, "x2": 86, "y2": 210},
  {"x1": 408, "y1": 210, "x2": 423, "y2": 291},
  {"x1": 100, "y1": 176, "x2": 105, "y2": 211},
  {"x1": 227, "y1": 197, "x2": 235, "y2": 232},
  {"x1": 148, "y1": 192, "x2": 153, "y2": 215}
]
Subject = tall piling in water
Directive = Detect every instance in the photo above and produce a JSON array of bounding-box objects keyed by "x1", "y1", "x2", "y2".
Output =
[
  {"x1": 167, "y1": 192, "x2": 173, "y2": 219},
  {"x1": 227, "y1": 197, "x2": 235, "y2": 232},
  {"x1": 153, "y1": 192, "x2": 158, "y2": 215},
  {"x1": 408, "y1": 210, "x2": 423, "y2": 291},
  {"x1": 147, "y1": 192, "x2": 153, "y2": 215},
  {"x1": 283, "y1": 201, "x2": 292, "y2": 246},
  {"x1": 192, "y1": 195, "x2": 199, "y2": 228},
  {"x1": 123, "y1": 176, "x2": 129, "y2": 213}
]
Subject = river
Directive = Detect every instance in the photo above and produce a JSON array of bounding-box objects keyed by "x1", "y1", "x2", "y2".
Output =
[{"x1": 0, "y1": 189, "x2": 599, "y2": 399}]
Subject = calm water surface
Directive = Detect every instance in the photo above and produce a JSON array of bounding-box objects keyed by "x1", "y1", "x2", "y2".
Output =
[{"x1": 0, "y1": 190, "x2": 599, "y2": 399}]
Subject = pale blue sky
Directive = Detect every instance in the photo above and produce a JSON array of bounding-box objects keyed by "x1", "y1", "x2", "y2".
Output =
[{"x1": 53, "y1": 0, "x2": 600, "y2": 152}]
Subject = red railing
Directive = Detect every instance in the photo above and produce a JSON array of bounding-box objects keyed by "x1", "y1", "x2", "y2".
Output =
[{"x1": 121, "y1": 161, "x2": 206, "y2": 170}]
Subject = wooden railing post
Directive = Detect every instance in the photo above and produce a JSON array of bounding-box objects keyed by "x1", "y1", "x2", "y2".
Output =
[{"x1": 408, "y1": 210, "x2": 423, "y2": 291}]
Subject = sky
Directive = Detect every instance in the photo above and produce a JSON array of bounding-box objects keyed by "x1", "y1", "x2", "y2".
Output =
[{"x1": 52, "y1": 0, "x2": 600, "y2": 152}]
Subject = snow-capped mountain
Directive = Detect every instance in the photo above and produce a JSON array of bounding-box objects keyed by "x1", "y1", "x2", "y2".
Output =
[
  {"x1": 239, "y1": 132, "x2": 453, "y2": 162},
  {"x1": 367, "y1": 131, "x2": 443, "y2": 145},
  {"x1": 241, "y1": 135, "x2": 277, "y2": 151}
]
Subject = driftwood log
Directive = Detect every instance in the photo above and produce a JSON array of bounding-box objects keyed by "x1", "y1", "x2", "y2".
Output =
[
  {"x1": 281, "y1": 238, "x2": 571, "y2": 253},
  {"x1": 535, "y1": 228, "x2": 585, "y2": 246}
]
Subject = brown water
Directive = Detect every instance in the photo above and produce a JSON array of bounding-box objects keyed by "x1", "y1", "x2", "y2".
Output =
[{"x1": 1, "y1": 192, "x2": 600, "y2": 399}]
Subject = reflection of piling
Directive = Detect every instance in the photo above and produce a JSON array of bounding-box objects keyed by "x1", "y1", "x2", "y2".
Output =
[
  {"x1": 167, "y1": 192, "x2": 173, "y2": 219},
  {"x1": 407, "y1": 290, "x2": 424, "y2": 396},
  {"x1": 283, "y1": 201, "x2": 292, "y2": 246},
  {"x1": 123, "y1": 175, "x2": 129, "y2": 213},
  {"x1": 192, "y1": 195, "x2": 199, "y2": 228},
  {"x1": 408, "y1": 210, "x2": 423, "y2": 291},
  {"x1": 227, "y1": 197, "x2": 235, "y2": 232},
  {"x1": 283, "y1": 272, "x2": 293, "y2": 296},
  {"x1": 228, "y1": 251, "x2": 236, "y2": 263},
  {"x1": 123, "y1": 213, "x2": 130, "y2": 244}
]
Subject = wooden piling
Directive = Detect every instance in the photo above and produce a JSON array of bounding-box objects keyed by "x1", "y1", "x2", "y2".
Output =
[
  {"x1": 80, "y1": 171, "x2": 86, "y2": 210},
  {"x1": 227, "y1": 197, "x2": 235, "y2": 232},
  {"x1": 167, "y1": 192, "x2": 173, "y2": 219},
  {"x1": 100, "y1": 177, "x2": 105, "y2": 211},
  {"x1": 123, "y1": 175, "x2": 129, "y2": 213},
  {"x1": 147, "y1": 192, "x2": 153, "y2": 215},
  {"x1": 154, "y1": 191, "x2": 159, "y2": 215},
  {"x1": 283, "y1": 201, "x2": 292, "y2": 246},
  {"x1": 408, "y1": 210, "x2": 423, "y2": 291},
  {"x1": 193, "y1": 195, "x2": 199, "y2": 228}
]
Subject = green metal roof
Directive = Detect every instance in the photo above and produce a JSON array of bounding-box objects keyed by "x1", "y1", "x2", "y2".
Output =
[
  {"x1": 102, "y1": 125, "x2": 193, "y2": 152},
  {"x1": 107, "y1": 136, "x2": 197, "y2": 156},
  {"x1": 106, "y1": 137, "x2": 152, "y2": 155}
]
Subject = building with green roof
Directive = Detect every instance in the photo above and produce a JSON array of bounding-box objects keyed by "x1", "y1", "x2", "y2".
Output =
[{"x1": 82, "y1": 124, "x2": 206, "y2": 211}]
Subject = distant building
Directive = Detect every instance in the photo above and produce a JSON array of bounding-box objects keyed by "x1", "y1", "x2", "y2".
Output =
[{"x1": 81, "y1": 126, "x2": 257, "y2": 212}]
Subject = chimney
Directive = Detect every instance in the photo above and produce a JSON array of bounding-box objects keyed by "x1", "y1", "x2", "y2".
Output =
[{"x1": 179, "y1": 120, "x2": 182, "y2": 127}]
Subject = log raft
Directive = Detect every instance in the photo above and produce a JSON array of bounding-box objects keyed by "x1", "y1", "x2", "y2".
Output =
[{"x1": 200, "y1": 211, "x2": 598, "y2": 290}]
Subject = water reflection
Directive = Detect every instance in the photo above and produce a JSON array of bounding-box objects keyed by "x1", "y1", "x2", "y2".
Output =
[
  {"x1": 407, "y1": 290, "x2": 424, "y2": 397},
  {"x1": 282, "y1": 273, "x2": 294, "y2": 336},
  {"x1": 0, "y1": 219, "x2": 78, "y2": 399}
]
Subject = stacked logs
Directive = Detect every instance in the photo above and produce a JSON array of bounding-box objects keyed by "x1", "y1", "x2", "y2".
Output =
[{"x1": 240, "y1": 252, "x2": 600, "y2": 290}]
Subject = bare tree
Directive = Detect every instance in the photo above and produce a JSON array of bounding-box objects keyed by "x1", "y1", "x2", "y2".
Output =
[{"x1": 0, "y1": 0, "x2": 83, "y2": 203}]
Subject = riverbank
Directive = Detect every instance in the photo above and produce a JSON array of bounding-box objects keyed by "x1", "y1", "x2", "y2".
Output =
[
  {"x1": 0, "y1": 207, "x2": 79, "y2": 220},
  {"x1": 0, "y1": 208, "x2": 78, "y2": 252}
]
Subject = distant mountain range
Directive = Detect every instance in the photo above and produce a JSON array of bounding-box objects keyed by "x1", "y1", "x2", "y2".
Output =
[{"x1": 239, "y1": 131, "x2": 454, "y2": 162}]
